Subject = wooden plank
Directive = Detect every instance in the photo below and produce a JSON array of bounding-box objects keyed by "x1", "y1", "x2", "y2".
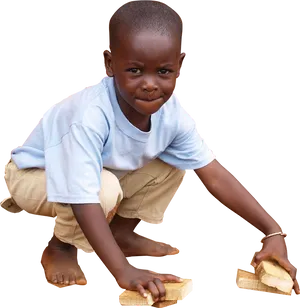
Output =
[
  {"x1": 118, "y1": 277, "x2": 193, "y2": 307},
  {"x1": 234, "y1": 267, "x2": 294, "y2": 297},
  {"x1": 152, "y1": 301, "x2": 177, "y2": 308},
  {"x1": 255, "y1": 260, "x2": 293, "y2": 294}
]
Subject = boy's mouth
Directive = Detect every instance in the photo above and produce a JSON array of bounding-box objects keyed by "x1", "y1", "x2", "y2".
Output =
[{"x1": 135, "y1": 96, "x2": 162, "y2": 102}]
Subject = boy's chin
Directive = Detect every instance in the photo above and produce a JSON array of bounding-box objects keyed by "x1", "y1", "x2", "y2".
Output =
[
  {"x1": 134, "y1": 98, "x2": 165, "y2": 115},
  {"x1": 136, "y1": 107, "x2": 162, "y2": 116}
]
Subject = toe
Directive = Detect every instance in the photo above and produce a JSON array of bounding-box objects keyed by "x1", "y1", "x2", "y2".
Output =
[
  {"x1": 51, "y1": 275, "x2": 58, "y2": 284},
  {"x1": 69, "y1": 274, "x2": 76, "y2": 285},
  {"x1": 158, "y1": 243, "x2": 179, "y2": 256},
  {"x1": 57, "y1": 273, "x2": 64, "y2": 284},
  {"x1": 64, "y1": 275, "x2": 70, "y2": 285},
  {"x1": 76, "y1": 273, "x2": 87, "y2": 285},
  {"x1": 169, "y1": 246, "x2": 179, "y2": 255}
]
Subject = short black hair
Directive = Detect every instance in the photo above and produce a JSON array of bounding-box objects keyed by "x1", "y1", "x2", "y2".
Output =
[{"x1": 109, "y1": 1, "x2": 182, "y2": 49}]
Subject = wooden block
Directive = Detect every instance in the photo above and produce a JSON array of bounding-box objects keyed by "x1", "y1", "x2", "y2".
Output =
[
  {"x1": 120, "y1": 301, "x2": 177, "y2": 308},
  {"x1": 119, "y1": 279, "x2": 192, "y2": 306},
  {"x1": 236, "y1": 269, "x2": 291, "y2": 295},
  {"x1": 255, "y1": 260, "x2": 293, "y2": 294},
  {"x1": 118, "y1": 290, "x2": 154, "y2": 308},
  {"x1": 152, "y1": 300, "x2": 177, "y2": 308}
]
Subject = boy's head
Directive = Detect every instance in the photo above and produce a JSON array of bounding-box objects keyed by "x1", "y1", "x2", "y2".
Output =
[{"x1": 104, "y1": 1, "x2": 185, "y2": 116}]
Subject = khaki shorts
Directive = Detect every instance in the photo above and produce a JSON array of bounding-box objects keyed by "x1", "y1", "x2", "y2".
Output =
[{"x1": 3, "y1": 159, "x2": 185, "y2": 252}]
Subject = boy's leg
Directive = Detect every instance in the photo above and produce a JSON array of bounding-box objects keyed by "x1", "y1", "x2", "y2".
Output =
[
  {"x1": 3, "y1": 160, "x2": 122, "y2": 220},
  {"x1": 3, "y1": 160, "x2": 123, "y2": 286},
  {"x1": 110, "y1": 159, "x2": 185, "y2": 257},
  {"x1": 3, "y1": 160, "x2": 56, "y2": 216}
]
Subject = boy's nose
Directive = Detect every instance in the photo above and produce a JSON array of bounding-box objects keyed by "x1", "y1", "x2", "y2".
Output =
[{"x1": 142, "y1": 78, "x2": 158, "y2": 93}]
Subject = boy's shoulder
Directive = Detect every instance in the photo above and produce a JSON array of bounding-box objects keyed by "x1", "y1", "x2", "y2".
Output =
[
  {"x1": 43, "y1": 77, "x2": 114, "y2": 128},
  {"x1": 60, "y1": 77, "x2": 113, "y2": 113}
]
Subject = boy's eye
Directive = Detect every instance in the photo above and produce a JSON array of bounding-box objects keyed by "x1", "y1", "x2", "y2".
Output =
[
  {"x1": 126, "y1": 68, "x2": 171, "y2": 75},
  {"x1": 127, "y1": 68, "x2": 141, "y2": 74},
  {"x1": 158, "y1": 69, "x2": 170, "y2": 75}
]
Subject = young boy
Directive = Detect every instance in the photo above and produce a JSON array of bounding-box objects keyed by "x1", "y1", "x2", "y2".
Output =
[{"x1": 1, "y1": 0, "x2": 299, "y2": 302}]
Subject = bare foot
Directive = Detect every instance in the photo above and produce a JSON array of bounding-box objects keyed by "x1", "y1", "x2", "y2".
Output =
[
  {"x1": 41, "y1": 236, "x2": 87, "y2": 287},
  {"x1": 115, "y1": 233, "x2": 179, "y2": 258},
  {"x1": 110, "y1": 215, "x2": 180, "y2": 258}
]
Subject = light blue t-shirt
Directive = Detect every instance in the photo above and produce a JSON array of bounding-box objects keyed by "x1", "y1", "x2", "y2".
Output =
[{"x1": 11, "y1": 77, "x2": 215, "y2": 204}]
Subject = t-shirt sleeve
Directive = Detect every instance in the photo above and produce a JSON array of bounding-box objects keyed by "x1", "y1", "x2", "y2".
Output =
[
  {"x1": 159, "y1": 105, "x2": 215, "y2": 170},
  {"x1": 45, "y1": 123, "x2": 104, "y2": 204}
]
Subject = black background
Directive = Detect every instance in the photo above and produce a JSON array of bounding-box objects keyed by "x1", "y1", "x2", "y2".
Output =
[{"x1": 0, "y1": 1, "x2": 300, "y2": 307}]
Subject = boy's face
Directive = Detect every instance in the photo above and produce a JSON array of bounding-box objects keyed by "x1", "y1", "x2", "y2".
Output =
[{"x1": 104, "y1": 30, "x2": 185, "y2": 116}]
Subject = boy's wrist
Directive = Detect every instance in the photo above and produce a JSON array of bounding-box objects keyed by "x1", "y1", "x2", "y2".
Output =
[
  {"x1": 96, "y1": 247, "x2": 130, "y2": 280},
  {"x1": 262, "y1": 223, "x2": 282, "y2": 236},
  {"x1": 112, "y1": 262, "x2": 132, "y2": 280}
]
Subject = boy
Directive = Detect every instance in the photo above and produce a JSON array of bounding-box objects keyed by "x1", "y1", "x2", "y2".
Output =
[{"x1": 1, "y1": 0, "x2": 299, "y2": 302}]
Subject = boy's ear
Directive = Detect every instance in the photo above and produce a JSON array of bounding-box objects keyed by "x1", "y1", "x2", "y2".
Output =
[
  {"x1": 177, "y1": 50, "x2": 188, "y2": 77},
  {"x1": 103, "y1": 50, "x2": 114, "y2": 77}
]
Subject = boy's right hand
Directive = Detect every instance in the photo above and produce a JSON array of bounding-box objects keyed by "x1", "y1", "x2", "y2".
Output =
[{"x1": 116, "y1": 264, "x2": 183, "y2": 302}]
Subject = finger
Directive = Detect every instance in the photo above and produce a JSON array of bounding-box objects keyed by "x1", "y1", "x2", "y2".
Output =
[
  {"x1": 153, "y1": 278, "x2": 166, "y2": 301},
  {"x1": 136, "y1": 283, "x2": 148, "y2": 298},
  {"x1": 254, "y1": 251, "x2": 270, "y2": 265},
  {"x1": 276, "y1": 258, "x2": 297, "y2": 280},
  {"x1": 158, "y1": 274, "x2": 183, "y2": 283},
  {"x1": 293, "y1": 278, "x2": 300, "y2": 295},
  {"x1": 253, "y1": 250, "x2": 272, "y2": 267},
  {"x1": 147, "y1": 281, "x2": 160, "y2": 302}
]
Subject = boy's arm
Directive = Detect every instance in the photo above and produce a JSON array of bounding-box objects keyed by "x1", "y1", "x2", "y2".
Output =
[
  {"x1": 194, "y1": 159, "x2": 300, "y2": 295},
  {"x1": 195, "y1": 160, "x2": 280, "y2": 235},
  {"x1": 71, "y1": 204, "x2": 183, "y2": 300},
  {"x1": 71, "y1": 203, "x2": 129, "y2": 276}
]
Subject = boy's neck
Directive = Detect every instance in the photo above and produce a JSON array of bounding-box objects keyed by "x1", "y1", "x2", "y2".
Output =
[
  {"x1": 119, "y1": 101, "x2": 151, "y2": 132},
  {"x1": 130, "y1": 116, "x2": 151, "y2": 132}
]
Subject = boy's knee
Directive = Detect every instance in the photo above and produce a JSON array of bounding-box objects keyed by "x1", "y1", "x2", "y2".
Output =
[
  {"x1": 156, "y1": 160, "x2": 186, "y2": 182},
  {"x1": 99, "y1": 169, "x2": 123, "y2": 216}
]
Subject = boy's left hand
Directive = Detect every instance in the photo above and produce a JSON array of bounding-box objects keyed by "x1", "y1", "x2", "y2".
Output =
[{"x1": 251, "y1": 235, "x2": 300, "y2": 294}]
